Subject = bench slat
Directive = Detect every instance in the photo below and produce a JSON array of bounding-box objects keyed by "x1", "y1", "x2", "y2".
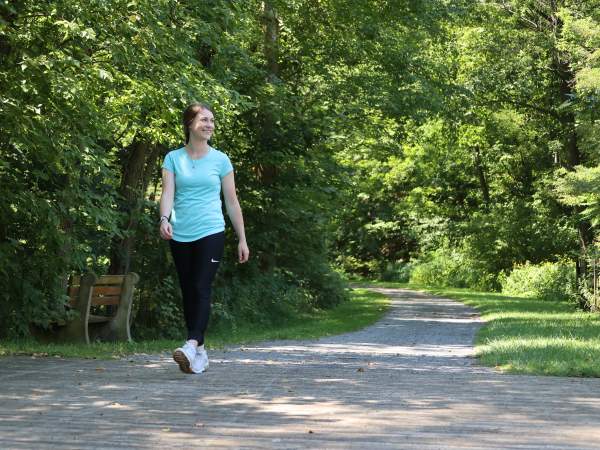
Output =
[
  {"x1": 92, "y1": 286, "x2": 122, "y2": 296},
  {"x1": 69, "y1": 288, "x2": 122, "y2": 303},
  {"x1": 70, "y1": 275, "x2": 125, "y2": 287},
  {"x1": 95, "y1": 275, "x2": 126, "y2": 285},
  {"x1": 91, "y1": 296, "x2": 120, "y2": 306}
]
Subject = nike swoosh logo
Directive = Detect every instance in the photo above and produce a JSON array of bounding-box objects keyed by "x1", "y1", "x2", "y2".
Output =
[{"x1": 211, "y1": 258, "x2": 219, "y2": 263}]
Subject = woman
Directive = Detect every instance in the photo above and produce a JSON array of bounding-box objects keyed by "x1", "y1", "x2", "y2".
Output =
[{"x1": 159, "y1": 102, "x2": 249, "y2": 374}]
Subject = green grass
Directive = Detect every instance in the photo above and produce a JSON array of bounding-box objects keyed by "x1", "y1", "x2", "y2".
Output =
[
  {"x1": 355, "y1": 281, "x2": 600, "y2": 378},
  {"x1": 0, "y1": 288, "x2": 389, "y2": 359}
]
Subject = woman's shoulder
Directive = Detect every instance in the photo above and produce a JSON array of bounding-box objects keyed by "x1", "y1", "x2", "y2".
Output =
[
  {"x1": 210, "y1": 147, "x2": 231, "y2": 161},
  {"x1": 166, "y1": 147, "x2": 186, "y2": 158},
  {"x1": 162, "y1": 147, "x2": 185, "y2": 171}
]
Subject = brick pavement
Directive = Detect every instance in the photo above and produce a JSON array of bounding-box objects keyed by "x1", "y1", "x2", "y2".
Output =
[{"x1": 1, "y1": 288, "x2": 600, "y2": 449}]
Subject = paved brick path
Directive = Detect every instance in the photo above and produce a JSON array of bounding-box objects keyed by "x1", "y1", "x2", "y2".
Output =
[{"x1": 2, "y1": 288, "x2": 600, "y2": 449}]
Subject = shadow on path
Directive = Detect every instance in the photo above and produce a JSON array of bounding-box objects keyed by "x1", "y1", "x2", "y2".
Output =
[{"x1": 1, "y1": 287, "x2": 600, "y2": 449}]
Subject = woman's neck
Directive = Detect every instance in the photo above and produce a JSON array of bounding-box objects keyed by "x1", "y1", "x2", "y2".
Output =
[{"x1": 186, "y1": 137, "x2": 209, "y2": 157}]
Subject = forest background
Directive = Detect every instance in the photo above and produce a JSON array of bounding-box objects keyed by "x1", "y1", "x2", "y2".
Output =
[{"x1": 2, "y1": 0, "x2": 600, "y2": 340}]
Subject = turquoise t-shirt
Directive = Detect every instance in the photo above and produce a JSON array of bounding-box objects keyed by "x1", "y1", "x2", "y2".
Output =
[{"x1": 162, "y1": 146, "x2": 234, "y2": 242}]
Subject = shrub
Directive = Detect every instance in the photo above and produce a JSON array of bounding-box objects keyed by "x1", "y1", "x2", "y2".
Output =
[
  {"x1": 336, "y1": 255, "x2": 381, "y2": 278},
  {"x1": 500, "y1": 260, "x2": 576, "y2": 301},
  {"x1": 212, "y1": 269, "x2": 314, "y2": 328},
  {"x1": 381, "y1": 261, "x2": 412, "y2": 282},
  {"x1": 409, "y1": 246, "x2": 498, "y2": 290}
]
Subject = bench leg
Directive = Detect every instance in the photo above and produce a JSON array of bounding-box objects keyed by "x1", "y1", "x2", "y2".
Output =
[
  {"x1": 90, "y1": 272, "x2": 139, "y2": 342},
  {"x1": 61, "y1": 272, "x2": 96, "y2": 344},
  {"x1": 29, "y1": 316, "x2": 89, "y2": 344},
  {"x1": 60, "y1": 317, "x2": 90, "y2": 344},
  {"x1": 30, "y1": 273, "x2": 96, "y2": 345}
]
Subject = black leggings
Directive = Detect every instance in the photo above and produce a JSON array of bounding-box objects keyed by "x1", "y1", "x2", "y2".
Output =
[{"x1": 169, "y1": 232, "x2": 225, "y2": 345}]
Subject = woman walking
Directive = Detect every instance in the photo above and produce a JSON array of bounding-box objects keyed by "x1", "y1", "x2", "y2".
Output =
[{"x1": 159, "y1": 102, "x2": 249, "y2": 374}]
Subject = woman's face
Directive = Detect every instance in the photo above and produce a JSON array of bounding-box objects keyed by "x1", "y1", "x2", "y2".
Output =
[{"x1": 190, "y1": 108, "x2": 215, "y2": 141}]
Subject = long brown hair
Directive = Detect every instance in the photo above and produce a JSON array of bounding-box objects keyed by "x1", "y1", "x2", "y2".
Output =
[{"x1": 182, "y1": 102, "x2": 213, "y2": 144}]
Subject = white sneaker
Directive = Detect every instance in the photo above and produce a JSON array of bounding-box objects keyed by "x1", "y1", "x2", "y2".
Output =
[
  {"x1": 192, "y1": 348, "x2": 209, "y2": 374},
  {"x1": 172, "y1": 342, "x2": 197, "y2": 374}
]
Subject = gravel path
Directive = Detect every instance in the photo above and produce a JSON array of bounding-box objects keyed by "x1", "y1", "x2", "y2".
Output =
[{"x1": 2, "y1": 287, "x2": 600, "y2": 449}]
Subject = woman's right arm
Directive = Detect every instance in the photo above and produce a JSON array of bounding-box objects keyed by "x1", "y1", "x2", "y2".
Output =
[{"x1": 159, "y1": 169, "x2": 175, "y2": 240}]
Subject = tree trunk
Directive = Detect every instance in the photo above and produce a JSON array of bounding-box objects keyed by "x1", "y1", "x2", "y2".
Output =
[
  {"x1": 256, "y1": 0, "x2": 280, "y2": 187},
  {"x1": 551, "y1": 23, "x2": 594, "y2": 254},
  {"x1": 263, "y1": 0, "x2": 279, "y2": 81},
  {"x1": 546, "y1": 12, "x2": 595, "y2": 287},
  {"x1": 147, "y1": 146, "x2": 165, "y2": 202},
  {"x1": 58, "y1": 217, "x2": 74, "y2": 291},
  {"x1": 108, "y1": 142, "x2": 160, "y2": 274},
  {"x1": 555, "y1": 59, "x2": 580, "y2": 169},
  {"x1": 473, "y1": 146, "x2": 490, "y2": 207}
]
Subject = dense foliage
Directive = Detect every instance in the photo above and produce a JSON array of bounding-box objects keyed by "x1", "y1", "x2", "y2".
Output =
[
  {"x1": 2, "y1": 0, "x2": 600, "y2": 339},
  {"x1": 334, "y1": 0, "x2": 599, "y2": 291},
  {"x1": 1, "y1": 0, "x2": 349, "y2": 338},
  {"x1": 500, "y1": 260, "x2": 576, "y2": 302}
]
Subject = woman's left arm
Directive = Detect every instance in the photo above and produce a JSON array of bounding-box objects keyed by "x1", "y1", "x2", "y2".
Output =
[{"x1": 222, "y1": 171, "x2": 250, "y2": 263}]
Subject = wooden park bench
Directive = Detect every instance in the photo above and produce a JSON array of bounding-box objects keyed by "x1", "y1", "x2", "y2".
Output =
[{"x1": 31, "y1": 272, "x2": 139, "y2": 344}]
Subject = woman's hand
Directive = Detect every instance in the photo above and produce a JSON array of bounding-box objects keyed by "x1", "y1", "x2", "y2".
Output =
[
  {"x1": 238, "y1": 241, "x2": 250, "y2": 263},
  {"x1": 159, "y1": 220, "x2": 173, "y2": 240}
]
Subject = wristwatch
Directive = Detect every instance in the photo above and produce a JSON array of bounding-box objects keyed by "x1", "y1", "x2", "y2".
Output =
[{"x1": 158, "y1": 215, "x2": 169, "y2": 224}]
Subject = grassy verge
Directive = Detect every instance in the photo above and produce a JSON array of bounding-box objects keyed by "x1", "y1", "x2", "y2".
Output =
[
  {"x1": 355, "y1": 281, "x2": 600, "y2": 377},
  {"x1": 0, "y1": 288, "x2": 389, "y2": 359}
]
